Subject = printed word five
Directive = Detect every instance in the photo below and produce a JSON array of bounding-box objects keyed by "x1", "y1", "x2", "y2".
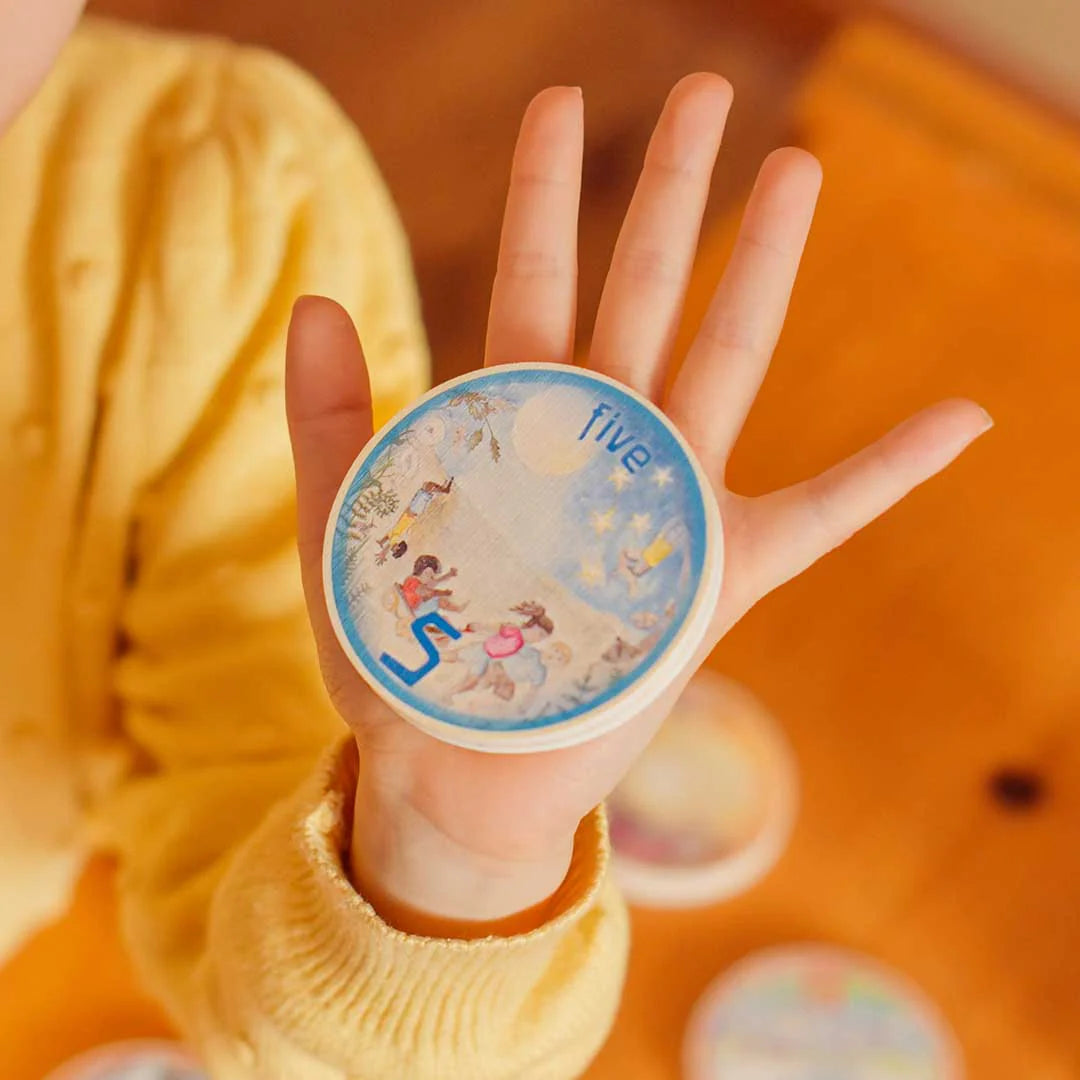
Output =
[{"x1": 578, "y1": 402, "x2": 653, "y2": 474}]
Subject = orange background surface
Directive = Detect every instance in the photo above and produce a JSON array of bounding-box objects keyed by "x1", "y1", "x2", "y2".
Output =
[{"x1": 3, "y1": 21, "x2": 1079, "y2": 1080}]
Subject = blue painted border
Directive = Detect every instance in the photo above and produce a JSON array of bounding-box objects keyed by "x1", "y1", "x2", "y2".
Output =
[{"x1": 330, "y1": 367, "x2": 709, "y2": 733}]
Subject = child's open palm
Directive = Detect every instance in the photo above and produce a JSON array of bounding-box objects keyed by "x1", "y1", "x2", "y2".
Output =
[{"x1": 286, "y1": 77, "x2": 990, "y2": 925}]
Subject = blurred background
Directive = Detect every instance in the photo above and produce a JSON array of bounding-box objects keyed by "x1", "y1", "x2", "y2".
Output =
[{"x1": 3, "y1": 1, "x2": 1078, "y2": 1078}]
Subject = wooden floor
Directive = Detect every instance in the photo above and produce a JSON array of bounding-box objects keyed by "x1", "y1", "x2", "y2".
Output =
[{"x1": 87, "y1": 0, "x2": 835, "y2": 380}]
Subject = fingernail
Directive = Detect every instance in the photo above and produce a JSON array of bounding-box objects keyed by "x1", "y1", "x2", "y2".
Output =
[{"x1": 978, "y1": 408, "x2": 994, "y2": 432}]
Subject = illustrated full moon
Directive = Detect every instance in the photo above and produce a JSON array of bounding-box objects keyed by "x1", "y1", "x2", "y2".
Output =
[{"x1": 512, "y1": 386, "x2": 598, "y2": 475}]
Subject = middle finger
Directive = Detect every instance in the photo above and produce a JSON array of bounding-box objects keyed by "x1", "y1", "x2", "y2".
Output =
[{"x1": 587, "y1": 72, "x2": 733, "y2": 399}]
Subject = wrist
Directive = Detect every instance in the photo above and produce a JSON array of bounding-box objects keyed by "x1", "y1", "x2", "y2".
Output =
[{"x1": 349, "y1": 768, "x2": 575, "y2": 933}]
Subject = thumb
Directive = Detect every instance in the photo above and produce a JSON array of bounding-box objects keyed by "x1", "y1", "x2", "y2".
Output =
[{"x1": 285, "y1": 296, "x2": 374, "y2": 697}]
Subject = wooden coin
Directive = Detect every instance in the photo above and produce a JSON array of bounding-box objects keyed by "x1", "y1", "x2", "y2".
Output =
[
  {"x1": 324, "y1": 364, "x2": 723, "y2": 752},
  {"x1": 684, "y1": 945, "x2": 963, "y2": 1080},
  {"x1": 609, "y1": 669, "x2": 798, "y2": 907},
  {"x1": 44, "y1": 1041, "x2": 205, "y2": 1080}
]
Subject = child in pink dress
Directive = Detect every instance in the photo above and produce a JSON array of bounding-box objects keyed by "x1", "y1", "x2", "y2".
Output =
[{"x1": 451, "y1": 601, "x2": 553, "y2": 701}]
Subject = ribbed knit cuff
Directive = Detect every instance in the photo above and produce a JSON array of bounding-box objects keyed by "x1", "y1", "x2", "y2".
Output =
[{"x1": 202, "y1": 738, "x2": 627, "y2": 1080}]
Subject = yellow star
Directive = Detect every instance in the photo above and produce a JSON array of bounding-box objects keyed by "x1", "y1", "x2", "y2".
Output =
[
  {"x1": 591, "y1": 507, "x2": 616, "y2": 535},
  {"x1": 630, "y1": 513, "x2": 652, "y2": 535},
  {"x1": 579, "y1": 559, "x2": 606, "y2": 587},
  {"x1": 653, "y1": 466, "x2": 673, "y2": 488},
  {"x1": 609, "y1": 467, "x2": 633, "y2": 492}
]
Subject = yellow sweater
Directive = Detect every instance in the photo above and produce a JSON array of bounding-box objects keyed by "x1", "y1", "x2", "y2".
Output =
[{"x1": 0, "y1": 18, "x2": 628, "y2": 1078}]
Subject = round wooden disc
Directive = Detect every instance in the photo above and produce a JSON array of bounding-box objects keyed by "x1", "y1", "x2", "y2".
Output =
[
  {"x1": 609, "y1": 670, "x2": 798, "y2": 907},
  {"x1": 324, "y1": 363, "x2": 722, "y2": 752},
  {"x1": 683, "y1": 945, "x2": 963, "y2": 1080},
  {"x1": 44, "y1": 1041, "x2": 205, "y2": 1080}
]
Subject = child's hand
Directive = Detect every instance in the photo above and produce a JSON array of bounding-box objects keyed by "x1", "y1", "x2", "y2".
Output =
[{"x1": 286, "y1": 76, "x2": 991, "y2": 927}]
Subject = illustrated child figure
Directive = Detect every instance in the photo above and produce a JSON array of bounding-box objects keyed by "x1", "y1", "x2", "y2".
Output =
[
  {"x1": 602, "y1": 600, "x2": 677, "y2": 664},
  {"x1": 448, "y1": 601, "x2": 554, "y2": 701},
  {"x1": 617, "y1": 517, "x2": 689, "y2": 595},
  {"x1": 399, "y1": 555, "x2": 465, "y2": 618},
  {"x1": 376, "y1": 477, "x2": 454, "y2": 563}
]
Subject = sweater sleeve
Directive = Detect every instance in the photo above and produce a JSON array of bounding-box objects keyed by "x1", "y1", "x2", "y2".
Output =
[{"x1": 59, "y1": 19, "x2": 629, "y2": 1079}]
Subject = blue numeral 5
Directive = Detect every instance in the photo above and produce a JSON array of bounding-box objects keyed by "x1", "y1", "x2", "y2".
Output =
[{"x1": 379, "y1": 613, "x2": 462, "y2": 686}]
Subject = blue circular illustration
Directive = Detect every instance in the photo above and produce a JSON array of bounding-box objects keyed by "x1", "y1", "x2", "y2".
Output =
[{"x1": 324, "y1": 364, "x2": 722, "y2": 750}]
